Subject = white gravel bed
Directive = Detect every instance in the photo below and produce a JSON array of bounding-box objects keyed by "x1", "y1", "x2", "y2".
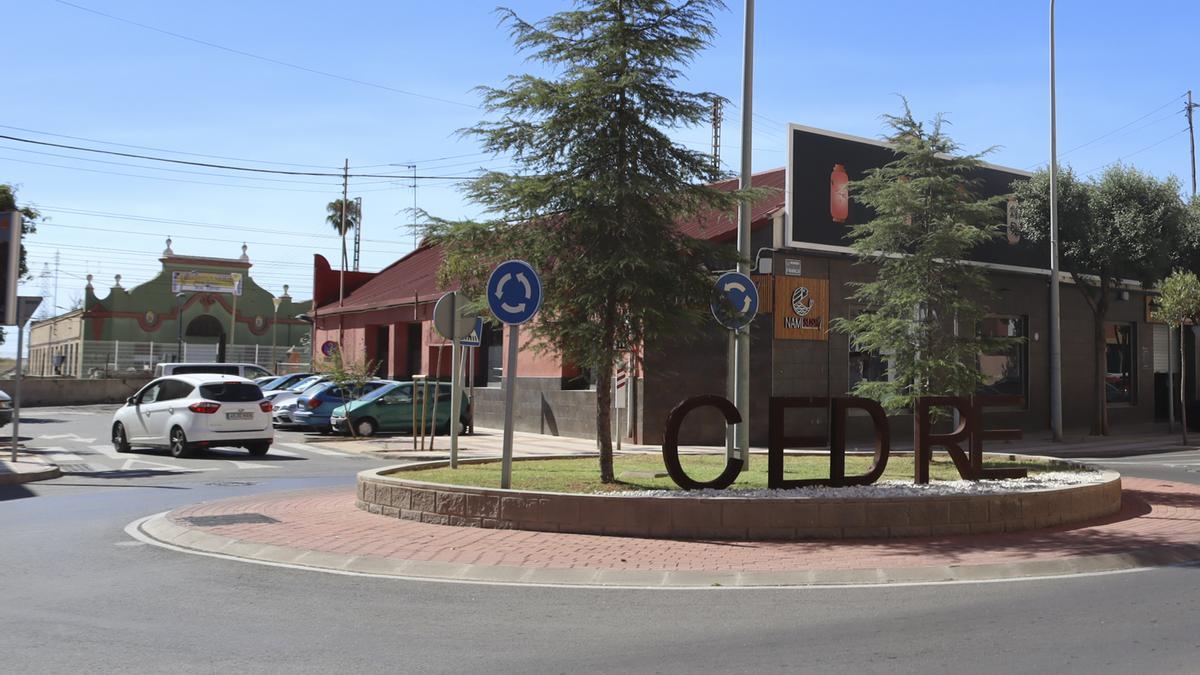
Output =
[{"x1": 609, "y1": 470, "x2": 1108, "y2": 499}]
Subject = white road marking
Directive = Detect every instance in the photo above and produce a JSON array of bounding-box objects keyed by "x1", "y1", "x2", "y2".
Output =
[
  {"x1": 39, "y1": 433, "x2": 98, "y2": 443},
  {"x1": 261, "y1": 447, "x2": 302, "y2": 458},
  {"x1": 119, "y1": 458, "x2": 217, "y2": 473},
  {"x1": 227, "y1": 461, "x2": 278, "y2": 470},
  {"x1": 89, "y1": 444, "x2": 124, "y2": 459},
  {"x1": 43, "y1": 449, "x2": 84, "y2": 462},
  {"x1": 277, "y1": 442, "x2": 350, "y2": 457}
]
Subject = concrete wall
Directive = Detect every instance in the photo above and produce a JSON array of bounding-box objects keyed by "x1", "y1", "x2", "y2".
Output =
[
  {"x1": 471, "y1": 377, "x2": 602, "y2": 439},
  {"x1": 1, "y1": 377, "x2": 151, "y2": 407}
]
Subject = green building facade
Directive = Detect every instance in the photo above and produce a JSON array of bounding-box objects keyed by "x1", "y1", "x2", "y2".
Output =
[{"x1": 29, "y1": 240, "x2": 311, "y2": 377}]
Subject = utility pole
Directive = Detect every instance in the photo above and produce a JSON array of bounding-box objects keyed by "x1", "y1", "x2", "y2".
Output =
[
  {"x1": 734, "y1": 0, "x2": 755, "y2": 469},
  {"x1": 711, "y1": 98, "x2": 723, "y2": 176},
  {"x1": 1187, "y1": 90, "x2": 1197, "y2": 198},
  {"x1": 339, "y1": 158, "x2": 348, "y2": 307},
  {"x1": 353, "y1": 196, "x2": 363, "y2": 272},
  {"x1": 412, "y1": 164, "x2": 418, "y2": 249},
  {"x1": 1048, "y1": 0, "x2": 1064, "y2": 441}
]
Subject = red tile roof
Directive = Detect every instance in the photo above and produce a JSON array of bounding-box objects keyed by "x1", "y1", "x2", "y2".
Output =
[
  {"x1": 676, "y1": 167, "x2": 786, "y2": 242},
  {"x1": 317, "y1": 244, "x2": 451, "y2": 316},
  {"x1": 317, "y1": 168, "x2": 787, "y2": 315}
]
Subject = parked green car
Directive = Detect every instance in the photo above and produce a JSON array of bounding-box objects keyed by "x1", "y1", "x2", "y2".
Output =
[{"x1": 330, "y1": 381, "x2": 469, "y2": 437}]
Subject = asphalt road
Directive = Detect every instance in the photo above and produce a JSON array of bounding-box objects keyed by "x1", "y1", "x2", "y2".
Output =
[{"x1": 2, "y1": 406, "x2": 1199, "y2": 674}]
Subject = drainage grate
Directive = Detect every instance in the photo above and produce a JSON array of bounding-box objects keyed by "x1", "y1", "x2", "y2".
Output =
[
  {"x1": 181, "y1": 513, "x2": 280, "y2": 527},
  {"x1": 57, "y1": 463, "x2": 95, "y2": 473},
  {"x1": 205, "y1": 480, "x2": 260, "y2": 487}
]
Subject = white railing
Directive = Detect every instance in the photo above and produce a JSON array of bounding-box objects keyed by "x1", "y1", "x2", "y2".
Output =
[{"x1": 79, "y1": 340, "x2": 310, "y2": 379}]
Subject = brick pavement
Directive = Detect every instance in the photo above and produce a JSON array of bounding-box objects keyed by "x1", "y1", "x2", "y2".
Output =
[{"x1": 144, "y1": 477, "x2": 1200, "y2": 586}]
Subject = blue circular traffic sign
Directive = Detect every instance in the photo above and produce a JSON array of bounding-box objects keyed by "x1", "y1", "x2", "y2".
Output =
[
  {"x1": 711, "y1": 272, "x2": 758, "y2": 330},
  {"x1": 487, "y1": 260, "x2": 542, "y2": 325}
]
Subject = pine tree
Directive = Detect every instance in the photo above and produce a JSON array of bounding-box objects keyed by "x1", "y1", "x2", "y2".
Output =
[
  {"x1": 427, "y1": 0, "x2": 744, "y2": 483},
  {"x1": 832, "y1": 105, "x2": 1005, "y2": 413}
]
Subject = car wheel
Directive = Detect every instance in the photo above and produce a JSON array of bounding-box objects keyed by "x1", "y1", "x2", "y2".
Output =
[
  {"x1": 246, "y1": 443, "x2": 270, "y2": 456},
  {"x1": 112, "y1": 422, "x2": 131, "y2": 453},
  {"x1": 169, "y1": 426, "x2": 193, "y2": 458},
  {"x1": 460, "y1": 418, "x2": 469, "y2": 436},
  {"x1": 355, "y1": 418, "x2": 377, "y2": 437}
]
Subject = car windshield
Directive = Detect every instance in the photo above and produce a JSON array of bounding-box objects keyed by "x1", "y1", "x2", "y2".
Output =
[
  {"x1": 289, "y1": 376, "x2": 323, "y2": 392},
  {"x1": 260, "y1": 375, "x2": 292, "y2": 390},
  {"x1": 357, "y1": 382, "x2": 401, "y2": 403},
  {"x1": 199, "y1": 382, "x2": 263, "y2": 402}
]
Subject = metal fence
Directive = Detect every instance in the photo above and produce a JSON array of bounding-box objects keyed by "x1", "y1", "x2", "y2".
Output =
[{"x1": 80, "y1": 341, "x2": 310, "y2": 378}]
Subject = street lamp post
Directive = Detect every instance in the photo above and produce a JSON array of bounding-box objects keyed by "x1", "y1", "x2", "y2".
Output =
[
  {"x1": 1048, "y1": 0, "x2": 1064, "y2": 441},
  {"x1": 175, "y1": 292, "x2": 187, "y2": 362},
  {"x1": 271, "y1": 295, "x2": 282, "y2": 373}
]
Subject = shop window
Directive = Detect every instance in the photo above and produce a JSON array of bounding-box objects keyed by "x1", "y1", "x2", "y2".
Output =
[
  {"x1": 1106, "y1": 323, "x2": 1135, "y2": 404},
  {"x1": 848, "y1": 344, "x2": 889, "y2": 391},
  {"x1": 978, "y1": 316, "x2": 1026, "y2": 399}
]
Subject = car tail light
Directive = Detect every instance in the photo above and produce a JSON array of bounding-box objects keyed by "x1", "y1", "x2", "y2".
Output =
[
  {"x1": 188, "y1": 401, "x2": 221, "y2": 414},
  {"x1": 259, "y1": 400, "x2": 273, "y2": 413},
  {"x1": 307, "y1": 398, "x2": 321, "y2": 409}
]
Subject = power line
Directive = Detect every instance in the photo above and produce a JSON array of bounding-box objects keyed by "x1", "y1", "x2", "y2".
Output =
[
  {"x1": 1078, "y1": 128, "x2": 1189, "y2": 175},
  {"x1": 0, "y1": 133, "x2": 478, "y2": 179},
  {"x1": 1060, "y1": 93, "x2": 1186, "y2": 159},
  {"x1": 33, "y1": 205, "x2": 420, "y2": 246},
  {"x1": 38, "y1": 222, "x2": 421, "y2": 256},
  {"x1": 0, "y1": 155, "x2": 346, "y2": 193},
  {"x1": 52, "y1": 0, "x2": 480, "y2": 110},
  {"x1": 0, "y1": 124, "x2": 341, "y2": 169}
]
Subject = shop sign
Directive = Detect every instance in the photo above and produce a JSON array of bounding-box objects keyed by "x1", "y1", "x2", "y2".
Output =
[
  {"x1": 774, "y1": 276, "x2": 827, "y2": 340},
  {"x1": 172, "y1": 270, "x2": 243, "y2": 296}
]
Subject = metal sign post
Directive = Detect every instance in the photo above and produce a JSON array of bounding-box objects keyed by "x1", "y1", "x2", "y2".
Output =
[
  {"x1": 486, "y1": 260, "x2": 542, "y2": 489},
  {"x1": 462, "y1": 318, "x2": 482, "y2": 436},
  {"x1": 433, "y1": 291, "x2": 476, "y2": 468},
  {"x1": 710, "y1": 271, "x2": 759, "y2": 469},
  {"x1": 10, "y1": 296, "x2": 42, "y2": 462}
]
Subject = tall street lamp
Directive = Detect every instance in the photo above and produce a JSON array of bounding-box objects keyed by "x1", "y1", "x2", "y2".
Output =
[
  {"x1": 1048, "y1": 0, "x2": 1064, "y2": 441},
  {"x1": 271, "y1": 295, "x2": 282, "y2": 373},
  {"x1": 175, "y1": 292, "x2": 187, "y2": 362}
]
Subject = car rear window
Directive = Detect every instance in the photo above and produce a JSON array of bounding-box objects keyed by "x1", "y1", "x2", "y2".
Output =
[
  {"x1": 199, "y1": 383, "x2": 263, "y2": 402},
  {"x1": 175, "y1": 365, "x2": 240, "y2": 375}
]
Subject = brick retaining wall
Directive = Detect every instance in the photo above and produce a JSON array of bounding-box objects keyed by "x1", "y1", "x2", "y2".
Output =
[{"x1": 357, "y1": 460, "x2": 1123, "y2": 540}]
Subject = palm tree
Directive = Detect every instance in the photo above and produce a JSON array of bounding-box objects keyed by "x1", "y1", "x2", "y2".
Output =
[{"x1": 325, "y1": 198, "x2": 361, "y2": 271}]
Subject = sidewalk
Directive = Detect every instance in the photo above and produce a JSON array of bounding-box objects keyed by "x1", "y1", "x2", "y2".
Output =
[
  {"x1": 0, "y1": 453, "x2": 61, "y2": 485},
  {"x1": 134, "y1": 475, "x2": 1200, "y2": 588}
]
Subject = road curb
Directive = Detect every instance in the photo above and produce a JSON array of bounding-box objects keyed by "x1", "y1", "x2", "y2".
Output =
[
  {"x1": 131, "y1": 509, "x2": 1200, "y2": 589},
  {"x1": 0, "y1": 461, "x2": 61, "y2": 485}
]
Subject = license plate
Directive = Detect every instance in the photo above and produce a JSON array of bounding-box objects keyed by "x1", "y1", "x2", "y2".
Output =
[{"x1": 226, "y1": 412, "x2": 253, "y2": 420}]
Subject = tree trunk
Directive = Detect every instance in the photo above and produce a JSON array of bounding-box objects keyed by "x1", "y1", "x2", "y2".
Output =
[
  {"x1": 1181, "y1": 324, "x2": 1189, "y2": 445},
  {"x1": 596, "y1": 294, "x2": 618, "y2": 483}
]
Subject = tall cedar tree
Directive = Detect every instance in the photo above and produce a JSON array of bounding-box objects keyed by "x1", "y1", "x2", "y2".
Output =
[
  {"x1": 427, "y1": 1, "x2": 743, "y2": 483},
  {"x1": 1012, "y1": 166, "x2": 1193, "y2": 435},
  {"x1": 1154, "y1": 270, "x2": 1200, "y2": 444},
  {"x1": 0, "y1": 184, "x2": 39, "y2": 344},
  {"x1": 831, "y1": 106, "x2": 1005, "y2": 413}
]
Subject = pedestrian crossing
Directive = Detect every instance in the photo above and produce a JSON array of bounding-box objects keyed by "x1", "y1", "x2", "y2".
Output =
[{"x1": 22, "y1": 439, "x2": 361, "y2": 477}]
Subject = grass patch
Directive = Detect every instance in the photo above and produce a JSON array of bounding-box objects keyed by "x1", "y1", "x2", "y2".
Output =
[{"x1": 406, "y1": 453, "x2": 1051, "y2": 493}]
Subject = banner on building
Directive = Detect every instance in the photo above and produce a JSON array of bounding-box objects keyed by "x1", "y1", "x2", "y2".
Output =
[
  {"x1": 172, "y1": 271, "x2": 243, "y2": 296},
  {"x1": 774, "y1": 276, "x2": 828, "y2": 341}
]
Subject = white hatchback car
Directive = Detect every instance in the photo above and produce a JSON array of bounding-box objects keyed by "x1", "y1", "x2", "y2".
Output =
[{"x1": 112, "y1": 374, "x2": 274, "y2": 458}]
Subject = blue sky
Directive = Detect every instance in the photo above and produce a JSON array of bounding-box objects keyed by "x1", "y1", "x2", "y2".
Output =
[{"x1": 5, "y1": 0, "x2": 1199, "y2": 348}]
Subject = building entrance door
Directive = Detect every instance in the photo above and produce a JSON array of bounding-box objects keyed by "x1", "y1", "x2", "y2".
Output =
[{"x1": 185, "y1": 314, "x2": 226, "y2": 363}]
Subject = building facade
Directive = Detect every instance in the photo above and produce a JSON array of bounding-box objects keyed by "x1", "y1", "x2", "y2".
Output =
[
  {"x1": 28, "y1": 240, "x2": 312, "y2": 377},
  {"x1": 310, "y1": 124, "x2": 1188, "y2": 444}
]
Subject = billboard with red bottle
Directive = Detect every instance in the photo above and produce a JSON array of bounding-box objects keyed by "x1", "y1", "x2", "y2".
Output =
[{"x1": 785, "y1": 125, "x2": 1040, "y2": 271}]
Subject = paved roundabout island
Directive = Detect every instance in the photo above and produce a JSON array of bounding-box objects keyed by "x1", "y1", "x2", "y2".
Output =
[{"x1": 132, "y1": 458, "x2": 1200, "y2": 588}]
